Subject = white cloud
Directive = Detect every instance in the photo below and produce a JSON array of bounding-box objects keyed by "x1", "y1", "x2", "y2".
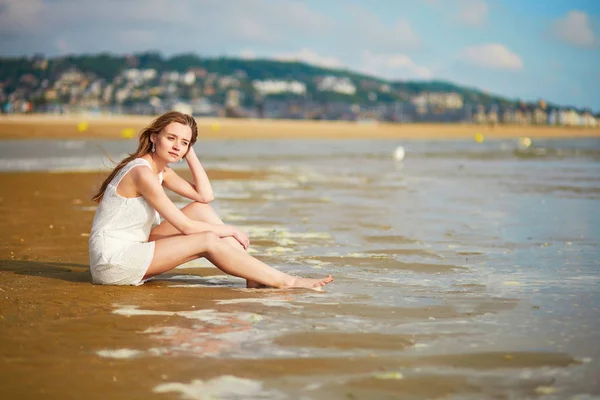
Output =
[
  {"x1": 551, "y1": 10, "x2": 597, "y2": 48},
  {"x1": 0, "y1": 0, "x2": 424, "y2": 63},
  {"x1": 459, "y1": 44, "x2": 523, "y2": 70},
  {"x1": 273, "y1": 48, "x2": 342, "y2": 69},
  {"x1": 214, "y1": 0, "x2": 331, "y2": 46},
  {"x1": 342, "y1": 5, "x2": 422, "y2": 51},
  {"x1": 232, "y1": 17, "x2": 274, "y2": 43},
  {"x1": 0, "y1": 0, "x2": 45, "y2": 33},
  {"x1": 360, "y1": 51, "x2": 433, "y2": 80},
  {"x1": 0, "y1": 0, "x2": 332, "y2": 55},
  {"x1": 242, "y1": 48, "x2": 434, "y2": 81},
  {"x1": 456, "y1": 0, "x2": 488, "y2": 27}
]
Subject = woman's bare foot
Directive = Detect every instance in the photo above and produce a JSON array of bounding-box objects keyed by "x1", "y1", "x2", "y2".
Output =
[{"x1": 285, "y1": 275, "x2": 333, "y2": 290}]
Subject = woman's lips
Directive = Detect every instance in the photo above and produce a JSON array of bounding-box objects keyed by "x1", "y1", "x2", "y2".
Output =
[{"x1": 169, "y1": 152, "x2": 178, "y2": 157}]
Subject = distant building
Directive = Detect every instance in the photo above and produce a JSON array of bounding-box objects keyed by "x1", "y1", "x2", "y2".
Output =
[
  {"x1": 502, "y1": 108, "x2": 516, "y2": 124},
  {"x1": 44, "y1": 89, "x2": 58, "y2": 101},
  {"x1": 410, "y1": 94, "x2": 428, "y2": 115},
  {"x1": 218, "y1": 76, "x2": 240, "y2": 90},
  {"x1": 582, "y1": 111, "x2": 597, "y2": 127},
  {"x1": 474, "y1": 104, "x2": 486, "y2": 124},
  {"x1": 487, "y1": 105, "x2": 499, "y2": 125},
  {"x1": 173, "y1": 102, "x2": 192, "y2": 115},
  {"x1": 189, "y1": 68, "x2": 207, "y2": 78},
  {"x1": 411, "y1": 92, "x2": 463, "y2": 111},
  {"x1": 427, "y1": 92, "x2": 463, "y2": 110},
  {"x1": 317, "y1": 76, "x2": 356, "y2": 95},
  {"x1": 58, "y1": 68, "x2": 85, "y2": 84},
  {"x1": 190, "y1": 97, "x2": 215, "y2": 115},
  {"x1": 565, "y1": 110, "x2": 580, "y2": 126},
  {"x1": 181, "y1": 71, "x2": 196, "y2": 86},
  {"x1": 533, "y1": 108, "x2": 547, "y2": 125},
  {"x1": 547, "y1": 109, "x2": 558, "y2": 125},
  {"x1": 226, "y1": 89, "x2": 240, "y2": 108},
  {"x1": 252, "y1": 80, "x2": 306, "y2": 96},
  {"x1": 558, "y1": 109, "x2": 568, "y2": 125}
]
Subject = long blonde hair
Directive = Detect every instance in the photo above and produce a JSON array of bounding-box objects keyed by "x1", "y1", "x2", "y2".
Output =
[{"x1": 92, "y1": 111, "x2": 198, "y2": 202}]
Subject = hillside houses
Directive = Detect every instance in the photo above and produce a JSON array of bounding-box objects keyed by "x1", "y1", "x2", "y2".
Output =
[
  {"x1": 316, "y1": 76, "x2": 356, "y2": 95},
  {"x1": 252, "y1": 80, "x2": 306, "y2": 96},
  {"x1": 411, "y1": 92, "x2": 463, "y2": 111},
  {"x1": 1, "y1": 55, "x2": 599, "y2": 127}
]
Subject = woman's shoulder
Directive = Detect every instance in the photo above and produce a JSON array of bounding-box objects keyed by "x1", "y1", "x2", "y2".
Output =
[
  {"x1": 123, "y1": 158, "x2": 154, "y2": 174},
  {"x1": 131, "y1": 157, "x2": 151, "y2": 166},
  {"x1": 117, "y1": 158, "x2": 152, "y2": 182}
]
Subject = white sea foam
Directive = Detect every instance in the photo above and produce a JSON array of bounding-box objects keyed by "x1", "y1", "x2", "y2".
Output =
[
  {"x1": 215, "y1": 298, "x2": 300, "y2": 308},
  {"x1": 96, "y1": 349, "x2": 143, "y2": 359},
  {"x1": 113, "y1": 305, "x2": 218, "y2": 322},
  {"x1": 153, "y1": 375, "x2": 285, "y2": 399},
  {"x1": 243, "y1": 226, "x2": 331, "y2": 241},
  {"x1": 113, "y1": 305, "x2": 263, "y2": 325}
]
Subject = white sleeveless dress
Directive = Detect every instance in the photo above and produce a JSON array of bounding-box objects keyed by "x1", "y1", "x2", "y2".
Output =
[{"x1": 89, "y1": 158, "x2": 163, "y2": 285}]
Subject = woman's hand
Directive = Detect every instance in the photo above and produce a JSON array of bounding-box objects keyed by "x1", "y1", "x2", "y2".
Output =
[
  {"x1": 230, "y1": 227, "x2": 250, "y2": 250},
  {"x1": 184, "y1": 145, "x2": 197, "y2": 162}
]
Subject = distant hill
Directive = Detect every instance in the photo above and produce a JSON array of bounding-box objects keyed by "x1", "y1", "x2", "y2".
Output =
[{"x1": 0, "y1": 51, "x2": 570, "y2": 110}]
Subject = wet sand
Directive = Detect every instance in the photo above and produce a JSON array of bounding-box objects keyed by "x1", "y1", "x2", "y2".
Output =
[
  {"x1": 1, "y1": 114, "x2": 599, "y2": 140},
  {"x1": 1, "y1": 165, "x2": 596, "y2": 399}
]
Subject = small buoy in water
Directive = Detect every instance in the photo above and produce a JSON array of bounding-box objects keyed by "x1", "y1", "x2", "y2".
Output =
[
  {"x1": 120, "y1": 128, "x2": 136, "y2": 139},
  {"x1": 77, "y1": 121, "x2": 88, "y2": 133},
  {"x1": 474, "y1": 132, "x2": 484, "y2": 143},
  {"x1": 518, "y1": 137, "x2": 532, "y2": 148},
  {"x1": 211, "y1": 122, "x2": 221, "y2": 132},
  {"x1": 393, "y1": 146, "x2": 405, "y2": 161}
]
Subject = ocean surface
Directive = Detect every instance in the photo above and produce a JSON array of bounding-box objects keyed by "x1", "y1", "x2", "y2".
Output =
[{"x1": 2, "y1": 137, "x2": 600, "y2": 398}]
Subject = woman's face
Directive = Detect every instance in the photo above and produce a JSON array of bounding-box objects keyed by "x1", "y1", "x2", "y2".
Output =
[{"x1": 153, "y1": 122, "x2": 193, "y2": 163}]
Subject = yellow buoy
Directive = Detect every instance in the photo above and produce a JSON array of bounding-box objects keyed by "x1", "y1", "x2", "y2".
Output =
[
  {"x1": 474, "y1": 133, "x2": 484, "y2": 143},
  {"x1": 120, "y1": 128, "x2": 136, "y2": 139},
  {"x1": 518, "y1": 137, "x2": 532, "y2": 148},
  {"x1": 77, "y1": 121, "x2": 88, "y2": 133},
  {"x1": 210, "y1": 122, "x2": 221, "y2": 132}
]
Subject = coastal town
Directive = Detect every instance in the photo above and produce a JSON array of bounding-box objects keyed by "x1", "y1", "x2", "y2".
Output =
[{"x1": 1, "y1": 54, "x2": 598, "y2": 128}]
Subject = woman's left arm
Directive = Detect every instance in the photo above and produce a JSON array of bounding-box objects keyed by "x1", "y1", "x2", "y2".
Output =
[{"x1": 162, "y1": 146, "x2": 215, "y2": 203}]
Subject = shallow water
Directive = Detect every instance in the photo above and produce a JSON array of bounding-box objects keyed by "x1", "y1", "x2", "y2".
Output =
[{"x1": 2, "y1": 137, "x2": 600, "y2": 398}]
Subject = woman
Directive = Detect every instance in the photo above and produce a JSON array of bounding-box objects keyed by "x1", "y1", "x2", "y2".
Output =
[{"x1": 89, "y1": 111, "x2": 333, "y2": 289}]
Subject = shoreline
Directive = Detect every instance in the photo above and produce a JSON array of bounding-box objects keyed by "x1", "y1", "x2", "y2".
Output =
[{"x1": 1, "y1": 114, "x2": 599, "y2": 140}]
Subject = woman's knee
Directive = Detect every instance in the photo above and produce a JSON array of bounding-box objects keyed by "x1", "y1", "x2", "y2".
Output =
[
  {"x1": 183, "y1": 202, "x2": 220, "y2": 223},
  {"x1": 185, "y1": 201, "x2": 211, "y2": 214}
]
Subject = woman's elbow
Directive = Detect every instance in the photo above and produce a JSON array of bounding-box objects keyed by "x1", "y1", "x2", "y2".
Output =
[{"x1": 196, "y1": 195, "x2": 214, "y2": 204}]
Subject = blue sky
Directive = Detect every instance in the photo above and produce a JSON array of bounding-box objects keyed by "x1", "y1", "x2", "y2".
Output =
[{"x1": 1, "y1": 0, "x2": 599, "y2": 110}]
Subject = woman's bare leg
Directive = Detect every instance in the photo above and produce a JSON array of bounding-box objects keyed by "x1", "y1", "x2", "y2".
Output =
[
  {"x1": 149, "y1": 202, "x2": 262, "y2": 287},
  {"x1": 144, "y1": 232, "x2": 333, "y2": 289}
]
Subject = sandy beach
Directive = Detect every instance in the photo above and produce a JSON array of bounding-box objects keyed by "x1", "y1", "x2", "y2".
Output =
[
  {"x1": 1, "y1": 114, "x2": 599, "y2": 140},
  {"x1": 1, "y1": 123, "x2": 599, "y2": 398},
  {"x1": 1, "y1": 169, "x2": 591, "y2": 399}
]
